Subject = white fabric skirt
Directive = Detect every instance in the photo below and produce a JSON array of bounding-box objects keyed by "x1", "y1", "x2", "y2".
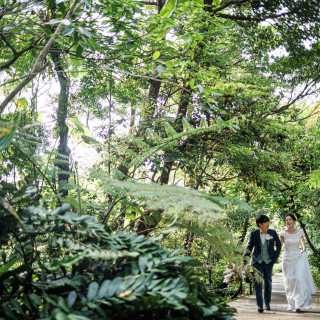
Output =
[{"x1": 282, "y1": 252, "x2": 316, "y2": 310}]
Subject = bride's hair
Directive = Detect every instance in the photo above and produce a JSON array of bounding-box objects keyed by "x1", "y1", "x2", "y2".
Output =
[{"x1": 285, "y1": 213, "x2": 296, "y2": 221}]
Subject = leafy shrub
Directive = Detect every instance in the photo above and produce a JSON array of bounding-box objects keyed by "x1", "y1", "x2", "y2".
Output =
[{"x1": 0, "y1": 200, "x2": 235, "y2": 320}]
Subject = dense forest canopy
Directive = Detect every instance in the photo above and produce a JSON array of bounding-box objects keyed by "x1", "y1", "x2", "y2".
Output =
[{"x1": 1, "y1": 0, "x2": 320, "y2": 319}]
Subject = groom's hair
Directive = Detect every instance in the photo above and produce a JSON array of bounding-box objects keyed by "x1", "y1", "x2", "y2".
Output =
[{"x1": 256, "y1": 214, "x2": 270, "y2": 227}]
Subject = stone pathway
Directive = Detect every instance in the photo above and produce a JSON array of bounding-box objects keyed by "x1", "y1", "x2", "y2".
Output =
[{"x1": 229, "y1": 274, "x2": 320, "y2": 319}]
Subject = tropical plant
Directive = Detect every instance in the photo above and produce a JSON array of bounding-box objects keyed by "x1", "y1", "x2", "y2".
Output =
[{"x1": 0, "y1": 196, "x2": 236, "y2": 319}]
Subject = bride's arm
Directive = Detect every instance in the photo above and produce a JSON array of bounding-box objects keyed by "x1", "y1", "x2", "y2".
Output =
[
  {"x1": 301, "y1": 235, "x2": 306, "y2": 253},
  {"x1": 280, "y1": 235, "x2": 284, "y2": 247}
]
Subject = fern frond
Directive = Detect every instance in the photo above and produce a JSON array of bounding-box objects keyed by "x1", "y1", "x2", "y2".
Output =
[
  {"x1": 129, "y1": 119, "x2": 236, "y2": 171},
  {"x1": 89, "y1": 168, "x2": 245, "y2": 262},
  {"x1": 306, "y1": 169, "x2": 320, "y2": 188},
  {"x1": 204, "y1": 195, "x2": 253, "y2": 214},
  {"x1": 90, "y1": 169, "x2": 225, "y2": 227}
]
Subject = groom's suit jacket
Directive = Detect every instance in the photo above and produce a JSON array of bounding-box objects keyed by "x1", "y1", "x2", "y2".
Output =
[{"x1": 245, "y1": 229, "x2": 282, "y2": 264}]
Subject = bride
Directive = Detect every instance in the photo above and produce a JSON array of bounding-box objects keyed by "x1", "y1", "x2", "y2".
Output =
[{"x1": 279, "y1": 213, "x2": 316, "y2": 312}]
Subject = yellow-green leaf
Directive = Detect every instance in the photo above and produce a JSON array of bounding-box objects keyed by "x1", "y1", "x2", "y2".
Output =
[
  {"x1": 17, "y1": 98, "x2": 28, "y2": 108},
  {"x1": 153, "y1": 51, "x2": 161, "y2": 60}
]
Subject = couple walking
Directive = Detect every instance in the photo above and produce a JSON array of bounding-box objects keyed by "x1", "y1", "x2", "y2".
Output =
[{"x1": 244, "y1": 214, "x2": 316, "y2": 313}]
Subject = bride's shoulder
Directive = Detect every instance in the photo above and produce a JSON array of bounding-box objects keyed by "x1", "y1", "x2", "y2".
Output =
[
  {"x1": 297, "y1": 229, "x2": 304, "y2": 236},
  {"x1": 279, "y1": 230, "x2": 286, "y2": 237}
]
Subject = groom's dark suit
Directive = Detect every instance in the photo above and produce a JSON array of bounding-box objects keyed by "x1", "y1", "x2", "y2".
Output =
[{"x1": 245, "y1": 229, "x2": 282, "y2": 309}]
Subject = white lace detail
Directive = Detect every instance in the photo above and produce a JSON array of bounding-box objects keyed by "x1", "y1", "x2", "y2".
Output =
[{"x1": 280, "y1": 230, "x2": 316, "y2": 310}]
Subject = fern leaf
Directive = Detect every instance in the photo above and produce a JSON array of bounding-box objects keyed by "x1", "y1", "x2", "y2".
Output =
[
  {"x1": 164, "y1": 122, "x2": 177, "y2": 137},
  {"x1": 182, "y1": 119, "x2": 193, "y2": 132}
]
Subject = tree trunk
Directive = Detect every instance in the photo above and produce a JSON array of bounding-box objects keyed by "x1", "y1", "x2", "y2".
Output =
[
  {"x1": 159, "y1": 85, "x2": 191, "y2": 184},
  {"x1": 50, "y1": 51, "x2": 70, "y2": 197},
  {"x1": 239, "y1": 190, "x2": 250, "y2": 243}
]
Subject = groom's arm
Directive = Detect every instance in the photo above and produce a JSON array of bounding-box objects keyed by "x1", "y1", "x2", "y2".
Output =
[
  {"x1": 272, "y1": 231, "x2": 282, "y2": 261},
  {"x1": 243, "y1": 231, "x2": 255, "y2": 264}
]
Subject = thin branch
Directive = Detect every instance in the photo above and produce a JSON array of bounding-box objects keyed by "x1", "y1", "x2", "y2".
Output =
[
  {"x1": 102, "y1": 196, "x2": 126, "y2": 224},
  {"x1": 0, "y1": 66, "x2": 192, "y2": 93},
  {"x1": 266, "y1": 75, "x2": 320, "y2": 117},
  {"x1": 139, "y1": 1, "x2": 157, "y2": 5},
  {"x1": 210, "y1": 0, "x2": 250, "y2": 14},
  {"x1": 0, "y1": 33, "x2": 17, "y2": 54},
  {"x1": 0, "y1": 37, "x2": 43, "y2": 71},
  {"x1": 216, "y1": 11, "x2": 294, "y2": 22}
]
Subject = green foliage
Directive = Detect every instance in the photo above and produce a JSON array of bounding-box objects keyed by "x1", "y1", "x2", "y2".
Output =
[{"x1": 0, "y1": 198, "x2": 235, "y2": 319}]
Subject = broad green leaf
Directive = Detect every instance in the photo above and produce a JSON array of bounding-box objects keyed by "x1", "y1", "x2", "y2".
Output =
[
  {"x1": 68, "y1": 315, "x2": 91, "y2": 320},
  {"x1": 78, "y1": 27, "x2": 92, "y2": 38},
  {"x1": 153, "y1": 51, "x2": 161, "y2": 60},
  {"x1": 87, "y1": 282, "x2": 99, "y2": 301},
  {"x1": 62, "y1": 26, "x2": 75, "y2": 36},
  {"x1": 0, "y1": 256, "x2": 18, "y2": 275},
  {"x1": 0, "y1": 112, "x2": 20, "y2": 152},
  {"x1": 165, "y1": 60, "x2": 174, "y2": 68},
  {"x1": 97, "y1": 280, "x2": 111, "y2": 298},
  {"x1": 17, "y1": 97, "x2": 28, "y2": 108},
  {"x1": 67, "y1": 291, "x2": 77, "y2": 308},
  {"x1": 68, "y1": 115, "x2": 85, "y2": 134},
  {"x1": 9, "y1": 300, "x2": 24, "y2": 315},
  {"x1": 54, "y1": 310, "x2": 69, "y2": 320},
  {"x1": 60, "y1": 19, "x2": 71, "y2": 26},
  {"x1": 81, "y1": 135, "x2": 100, "y2": 145},
  {"x1": 107, "y1": 277, "x2": 122, "y2": 297},
  {"x1": 58, "y1": 296, "x2": 69, "y2": 312},
  {"x1": 45, "y1": 19, "x2": 61, "y2": 25},
  {"x1": 139, "y1": 254, "x2": 148, "y2": 272},
  {"x1": 2, "y1": 305, "x2": 15, "y2": 319},
  {"x1": 159, "y1": 0, "x2": 178, "y2": 18},
  {"x1": 83, "y1": 0, "x2": 93, "y2": 9},
  {"x1": 29, "y1": 293, "x2": 42, "y2": 307}
]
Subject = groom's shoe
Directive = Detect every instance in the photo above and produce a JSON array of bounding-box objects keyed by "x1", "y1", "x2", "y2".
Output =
[
  {"x1": 258, "y1": 306, "x2": 264, "y2": 313},
  {"x1": 265, "y1": 305, "x2": 270, "y2": 310}
]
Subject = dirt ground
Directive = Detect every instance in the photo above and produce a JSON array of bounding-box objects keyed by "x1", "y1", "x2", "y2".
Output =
[{"x1": 228, "y1": 274, "x2": 320, "y2": 320}]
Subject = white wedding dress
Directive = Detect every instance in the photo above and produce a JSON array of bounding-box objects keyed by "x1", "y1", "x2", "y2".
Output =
[{"x1": 280, "y1": 230, "x2": 316, "y2": 311}]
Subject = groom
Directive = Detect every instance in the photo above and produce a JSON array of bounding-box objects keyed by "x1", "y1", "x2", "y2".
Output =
[{"x1": 243, "y1": 214, "x2": 282, "y2": 313}]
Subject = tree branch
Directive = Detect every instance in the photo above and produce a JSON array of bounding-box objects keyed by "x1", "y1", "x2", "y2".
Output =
[
  {"x1": 0, "y1": 0, "x2": 84, "y2": 113},
  {"x1": 0, "y1": 33, "x2": 17, "y2": 54},
  {"x1": 210, "y1": 0, "x2": 250, "y2": 14},
  {"x1": 139, "y1": 1, "x2": 157, "y2": 5},
  {"x1": 216, "y1": 11, "x2": 294, "y2": 22},
  {"x1": 0, "y1": 37, "x2": 43, "y2": 71},
  {"x1": 266, "y1": 72, "x2": 320, "y2": 117}
]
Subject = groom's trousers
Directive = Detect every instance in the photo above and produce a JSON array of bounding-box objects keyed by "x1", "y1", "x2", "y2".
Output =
[{"x1": 253, "y1": 261, "x2": 274, "y2": 307}]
